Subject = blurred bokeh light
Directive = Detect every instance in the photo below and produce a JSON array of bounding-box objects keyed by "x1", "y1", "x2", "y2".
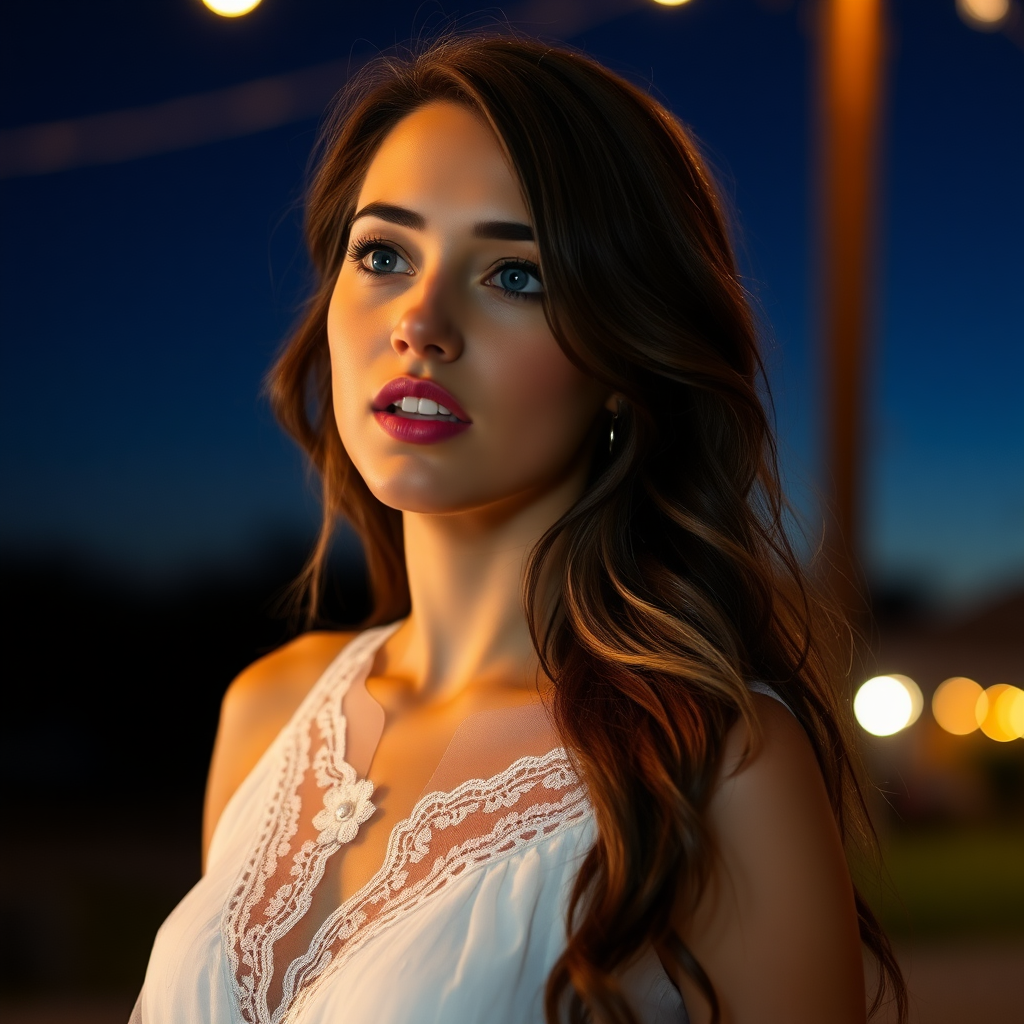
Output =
[
  {"x1": 201, "y1": 0, "x2": 263, "y2": 18},
  {"x1": 933, "y1": 675, "x2": 985, "y2": 735},
  {"x1": 855, "y1": 674, "x2": 923, "y2": 736},
  {"x1": 1008, "y1": 687, "x2": 1024, "y2": 738},
  {"x1": 956, "y1": 0, "x2": 1011, "y2": 30},
  {"x1": 892, "y1": 673, "x2": 925, "y2": 727},
  {"x1": 650, "y1": 1, "x2": 693, "y2": 7},
  {"x1": 977, "y1": 683, "x2": 1024, "y2": 742}
]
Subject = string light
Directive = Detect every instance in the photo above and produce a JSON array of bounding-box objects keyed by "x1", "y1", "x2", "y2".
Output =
[
  {"x1": 956, "y1": 0, "x2": 1011, "y2": 30},
  {"x1": 202, "y1": 0, "x2": 263, "y2": 17}
]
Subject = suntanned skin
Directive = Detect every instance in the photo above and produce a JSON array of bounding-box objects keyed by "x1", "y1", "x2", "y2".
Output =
[
  {"x1": 202, "y1": 630, "x2": 355, "y2": 864},
  {"x1": 670, "y1": 695, "x2": 866, "y2": 1023},
  {"x1": 203, "y1": 102, "x2": 866, "y2": 1022}
]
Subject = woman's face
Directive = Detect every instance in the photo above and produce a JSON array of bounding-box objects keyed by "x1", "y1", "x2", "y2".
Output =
[{"x1": 327, "y1": 101, "x2": 612, "y2": 518}]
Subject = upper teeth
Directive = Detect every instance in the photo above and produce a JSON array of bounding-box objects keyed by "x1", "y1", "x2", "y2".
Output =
[{"x1": 399, "y1": 396, "x2": 451, "y2": 416}]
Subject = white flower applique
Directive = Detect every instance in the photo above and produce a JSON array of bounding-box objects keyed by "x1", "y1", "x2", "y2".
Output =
[{"x1": 313, "y1": 763, "x2": 376, "y2": 847}]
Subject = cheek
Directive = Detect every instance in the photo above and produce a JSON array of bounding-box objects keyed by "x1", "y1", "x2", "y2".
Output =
[
  {"x1": 326, "y1": 278, "x2": 385, "y2": 437},
  {"x1": 486, "y1": 331, "x2": 603, "y2": 456},
  {"x1": 326, "y1": 290, "x2": 355, "y2": 430}
]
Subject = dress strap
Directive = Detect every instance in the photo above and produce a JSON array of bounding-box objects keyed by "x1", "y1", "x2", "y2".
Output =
[{"x1": 747, "y1": 680, "x2": 794, "y2": 716}]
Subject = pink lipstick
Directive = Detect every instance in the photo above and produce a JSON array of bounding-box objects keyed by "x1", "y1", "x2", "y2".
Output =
[{"x1": 371, "y1": 377, "x2": 471, "y2": 445}]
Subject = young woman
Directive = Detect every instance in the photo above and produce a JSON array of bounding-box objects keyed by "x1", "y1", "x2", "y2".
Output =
[{"x1": 133, "y1": 34, "x2": 905, "y2": 1024}]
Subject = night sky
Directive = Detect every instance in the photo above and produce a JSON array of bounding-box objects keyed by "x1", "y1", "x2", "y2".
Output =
[{"x1": 1, "y1": 0, "x2": 1021, "y2": 608}]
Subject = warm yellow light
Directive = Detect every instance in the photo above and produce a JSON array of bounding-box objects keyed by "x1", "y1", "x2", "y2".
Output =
[
  {"x1": 977, "y1": 684, "x2": 1024, "y2": 742},
  {"x1": 956, "y1": 0, "x2": 1010, "y2": 29},
  {"x1": 650, "y1": 0, "x2": 692, "y2": 6},
  {"x1": 1008, "y1": 687, "x2": 1024, "y2": 739},
  {"x1": 202, "y1": 0, "x2": 263, "y2": 17},
  {"x1": 890, "y1": 674, "x2": 924, "y2": 727},
  {"x1": 855, "y1": 675, "x2": 920, "y2": 736},
  {"x1": 933, "y1": 676, "x2": 984, "y2": 735}
]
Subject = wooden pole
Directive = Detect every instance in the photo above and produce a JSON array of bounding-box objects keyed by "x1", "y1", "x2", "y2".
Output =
[{"x1": 817, "y1": 0, "x2": 886, "y2": 618}]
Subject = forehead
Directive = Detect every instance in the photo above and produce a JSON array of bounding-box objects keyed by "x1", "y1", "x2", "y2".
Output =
[{"x1": 355, "y1": 101, "x2": 530, "y2": 225}]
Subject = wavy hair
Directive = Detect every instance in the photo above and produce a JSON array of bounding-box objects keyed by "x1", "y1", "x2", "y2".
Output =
[{"x1": 267, "y1": 33, "x2": 906, "y2": 1024}]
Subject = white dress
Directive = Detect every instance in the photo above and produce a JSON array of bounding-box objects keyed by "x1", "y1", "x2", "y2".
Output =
[{"x1": 131, "y1": 623, "x2": 688, "y2": 1024}]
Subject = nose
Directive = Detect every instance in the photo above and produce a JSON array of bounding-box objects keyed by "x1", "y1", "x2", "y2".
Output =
[{"x1": 390, "y1": 279, "x2": 464, "y2": 363}]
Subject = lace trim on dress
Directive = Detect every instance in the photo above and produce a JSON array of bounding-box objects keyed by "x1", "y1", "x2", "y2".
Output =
[
  {"x1": 281, "y1": 750, "x2": 588, "y2": 1022},
  {"x1": 222, "y1": 628, "x2": 590, "y2": 1024},
  {"x1": 223, "y1": 627, "x2": 383, "y2": 1024}
]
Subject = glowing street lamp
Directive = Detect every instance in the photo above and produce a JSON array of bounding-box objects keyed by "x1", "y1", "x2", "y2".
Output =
[{"x1": 202, "y1": 0, "x2": 263, "y2": 17}]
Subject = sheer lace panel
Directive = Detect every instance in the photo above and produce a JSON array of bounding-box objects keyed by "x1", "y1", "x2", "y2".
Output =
[
  {"x1": 222, "y1": 625, "x2": 591, "y2": 1024},
  {"x1": 420, "y1": 700, "x2": 562, "y2": 796}
]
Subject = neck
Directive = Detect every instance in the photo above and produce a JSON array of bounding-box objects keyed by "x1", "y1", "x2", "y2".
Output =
[{"x1": 379, "y1": 467, "x2": 587, "y2": 703}]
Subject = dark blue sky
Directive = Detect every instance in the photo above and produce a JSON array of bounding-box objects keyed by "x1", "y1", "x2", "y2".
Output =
[{"x1": 1, "y1": 0, "x2": 1021, "y2": 607}]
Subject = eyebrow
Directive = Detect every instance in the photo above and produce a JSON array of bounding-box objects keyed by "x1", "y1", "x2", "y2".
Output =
[{"x1": 351, "y1": 202, "x2": 533, "y2": 242}]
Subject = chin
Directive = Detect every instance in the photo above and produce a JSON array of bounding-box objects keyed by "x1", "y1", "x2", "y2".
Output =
[{"x1": 357, "y1": 459, "x2": 477, "y2": 516}]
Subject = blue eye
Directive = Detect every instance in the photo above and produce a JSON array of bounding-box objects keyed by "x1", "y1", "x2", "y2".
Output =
[
  {"x1": 489, "y1": 262, "x2": 543, "y2": 298},
  {"x1": 370, "y1": 250, "x2": 399, "y2": 272},
  {"x1": 348, "y1": 237, "x2": 412, "y2": 276},
  {"x1": 500, "y1": 267, "x2": 528, "y2": 291}
]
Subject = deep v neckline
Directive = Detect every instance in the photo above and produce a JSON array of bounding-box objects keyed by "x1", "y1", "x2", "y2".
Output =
[{"x1": 223, "y1": 625, "x2": 592, "y2": 1024}]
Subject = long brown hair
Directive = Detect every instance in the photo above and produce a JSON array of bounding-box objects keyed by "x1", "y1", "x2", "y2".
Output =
[{"x1": 268, "y1": 33, "x2": 906, "y2": 1024}]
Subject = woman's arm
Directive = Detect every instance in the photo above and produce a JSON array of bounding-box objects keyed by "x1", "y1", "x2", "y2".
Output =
[
  {"x1": 669, "y1": 694, "x2": 866, "y2": 1024},
  {"x1": 201, "y1": 630, "x2": 355, "y2": 870}
]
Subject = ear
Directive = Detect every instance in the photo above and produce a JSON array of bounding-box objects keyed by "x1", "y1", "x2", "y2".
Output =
[{"x1": 603, "y1": 393, "x2": 622, "y2": 414}]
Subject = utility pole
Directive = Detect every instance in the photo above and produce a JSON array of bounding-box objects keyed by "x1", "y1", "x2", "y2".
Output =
[{"x1": 816, "y1": 0, "x2": 886, "y2": 619}]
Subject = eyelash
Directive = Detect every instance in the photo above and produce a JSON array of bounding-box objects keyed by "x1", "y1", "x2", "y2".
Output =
[
  {"x1": 346, "y1": 235, "x2": 543, "y2": 301},
  {"x1": 489, "y1": 258, "x2": 543, "y2": 301},
  {"x1": 347, "y1": 235, "x2": 400, "y2": 273}
]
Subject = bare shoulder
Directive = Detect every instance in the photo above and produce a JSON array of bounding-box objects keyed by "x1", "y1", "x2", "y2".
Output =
[
  {"x1": 219, "y1": 630, "x2": 357, "y2": 724},
  {"x1": 672, "y1": 694, "x2": 865, "y2": 1024},
  {"x1": 201, "y1": 630, "x2": 357, "y2": 867},
  {"x1": 714, "y1": 692, "x2": 831, "y2": 825}
]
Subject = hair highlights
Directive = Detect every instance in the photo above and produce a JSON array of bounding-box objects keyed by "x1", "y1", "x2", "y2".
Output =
[{"x1": 267, "y1": 34, "x2": 906, "y2": 1024}]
